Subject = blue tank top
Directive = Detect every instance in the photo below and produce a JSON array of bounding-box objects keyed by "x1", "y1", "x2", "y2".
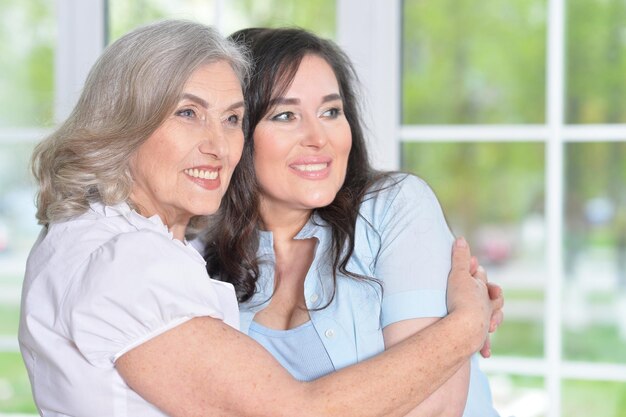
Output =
[{"x1": 249, "y1": 320, "x2": 335, "y2": 381}]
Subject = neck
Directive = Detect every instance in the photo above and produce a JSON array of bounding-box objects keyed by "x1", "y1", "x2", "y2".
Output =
[
  {"x1": 129, "y1": 194, "x2": 190, "y2": 242},
  {"x1": 259, "y1": 204, "x2": 312, "y2": 244}
]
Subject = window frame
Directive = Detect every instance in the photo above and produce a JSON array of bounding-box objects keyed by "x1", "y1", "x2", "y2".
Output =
[
  {"x1": 339, "y1": 1, "x2": 626, "y2": 416},
  {"x1": 4, "y1": 2, "x2": 626, "y2": 416}
]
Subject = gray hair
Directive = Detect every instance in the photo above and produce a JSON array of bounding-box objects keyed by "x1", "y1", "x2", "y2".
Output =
[{"x1": 32, "y1": 19, "x2": 250, "y2": 225}]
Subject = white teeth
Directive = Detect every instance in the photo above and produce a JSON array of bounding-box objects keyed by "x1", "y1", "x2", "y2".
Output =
[
  {"x1": 292, "y1": 163, "x2": 328, "y2": 172},
  {"x1": 185, "y1": 168, "x2": 218, "y2": 180}
]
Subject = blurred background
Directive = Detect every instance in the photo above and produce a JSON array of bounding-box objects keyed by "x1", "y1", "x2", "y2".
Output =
[{"x1": 0, "y1": 0, "x2": 625, "y2": 416}]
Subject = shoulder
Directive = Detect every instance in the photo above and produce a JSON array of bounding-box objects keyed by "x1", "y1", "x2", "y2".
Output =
[
  {"x1": 43, "y1": 207, "x2": 186, "y2": 268},
  {"x1": 359, "y1": 173, "x2": 439, "y2": 221},
  {"x1": 42, "y1": 207, "x2": 203, "y2": 305},
  {"x1": 366, "y1": 172, "x2": 433, "y2": 203}
]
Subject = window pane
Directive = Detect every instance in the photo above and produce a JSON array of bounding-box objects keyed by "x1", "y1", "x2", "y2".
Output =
[
  {"x1": 107, "y1": 0, "x2": 217, "y2": 42},
  {"x1": 402, "y1": 0, "x2": 546, "y2": 124},
  {"x1": 0, "y1": 143, "x2": 39, "y2": 254},
  {"x1": 0, "y1": 351, "x2": 36, "y2": 413},
  {"x1": 0, "y1": 142, "x2": 39, "y2": 413},
  {"x1": 108, "y1": 0, "x2": 336, "y2": 42},
  {"x1": 566, "y1": 0, "x2": 626, "y2": 124},
  {"x1": 563, "y1": 379, "x2": 626, "y2": 417},
  {"x1": 402, "y1": 142, "x2": 546, "y2": 357},
  {"x1": 0, "y1": 1, "x2": 55, "y2": 127},
  {"x1": 564, "y1": 142, "x2": 626, "y2": 363},
  {"x1": 221, "y1": 0, "x2": 336, "y2": 39},
  {"x1": 490, "y1": 374, "x2": 546, "y2": 417},
  {"x1": 0, "y1": 143, "x2": 39, "y2": 417}
]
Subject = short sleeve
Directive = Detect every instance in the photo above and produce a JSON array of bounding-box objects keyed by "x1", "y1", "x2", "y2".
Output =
[
  {"x1": 364, "y1": 175, "x2": 454, "y2": 328},
  {"x1": 63, "y1": 230, "x2": 239, "y2": 368}
]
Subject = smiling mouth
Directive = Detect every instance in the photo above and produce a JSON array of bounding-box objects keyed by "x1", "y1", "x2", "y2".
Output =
[
  {"x1": 184, "y1": 168, "x2": 218, "y2": 180},
  {"x1": 291, "y1": 163, "x2": 329, "y2": 172}
]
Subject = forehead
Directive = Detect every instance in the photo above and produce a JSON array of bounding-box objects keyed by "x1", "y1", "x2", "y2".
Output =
[
  {"x1": 183, "y1": 60, "x2": 244, "y2": 100},
  {"x1": 285, "y1": 54, "x2": 339, "y2": 92}
]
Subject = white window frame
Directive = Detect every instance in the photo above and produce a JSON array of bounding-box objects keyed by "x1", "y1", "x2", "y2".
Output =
[
  {"x1": 4, "y1": 2, "x2": 626, "y2": 417},
  {"x1": 0, "y1": 0, "x2": 105, "y2": 354},
  {"x1": 339, "y1": 1, "x2": 626, "y2": 417}
]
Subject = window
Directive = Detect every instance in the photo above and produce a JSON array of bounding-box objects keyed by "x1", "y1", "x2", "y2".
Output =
[
  {"x1": 3, "y1": 1, "x2": 625, "y2": 416},
  {"x1": 0, "y1": 1, "x2": 336, "y2": 414},
  {"x1": 0, "y1": 1, "x2": 55, "y2": 414},
  {"x1": 351, "y1": 0, "x2": 626, "y2": 415},
  {"x1": 108, "y1": 0, "x2": 336, "y2": 42}
]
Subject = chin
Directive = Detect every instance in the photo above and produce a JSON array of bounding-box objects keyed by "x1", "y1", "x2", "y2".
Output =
[
  {"x1": 189, "y1": 204, "x2": 220, "y2": 217},
  {"x1": 305, "y1": 194, "x2": 338, "y2": 209}
]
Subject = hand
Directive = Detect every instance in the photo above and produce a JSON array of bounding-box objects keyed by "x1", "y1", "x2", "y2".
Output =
[
  {"x1": 469, "y1": 258, "x2": 505, "y2": 358},
  {"x1": 446, "y1": 237, "x2": 493, "y2": 352}
]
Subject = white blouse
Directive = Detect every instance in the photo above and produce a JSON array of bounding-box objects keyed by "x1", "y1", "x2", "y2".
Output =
[{"x1": 19, "y1": 202, "x2": 239, "y2": 417}]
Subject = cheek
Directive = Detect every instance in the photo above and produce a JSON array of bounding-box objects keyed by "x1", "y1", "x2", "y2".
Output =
[
  {"x1": 253, "y1": 154, "x2": 273, "y2": 185},
  {"x1": 252, "y1": 134, "x2": 281, "y2": 179},
  {"x1": 230, "y1": 136, "x2": 245, "y2": 166},
  {"x1": 339, "y1": 128, "x2": 352, "y2": 163}
]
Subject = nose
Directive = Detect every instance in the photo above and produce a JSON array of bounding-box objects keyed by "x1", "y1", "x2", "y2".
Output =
[
  {"x1": 198, "y1": 122, "x2": 226, "y2": 158},
  {"x1": 300, "y1": 115, "x2": 328, "y2": 149}
]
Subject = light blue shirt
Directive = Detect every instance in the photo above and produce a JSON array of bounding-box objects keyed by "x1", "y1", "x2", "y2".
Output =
[
  {"x1": 249, "y1": 320, "x2": 335, "y2": 381},
  {"x1": 239, "y1": 174, "x2": 499, "y2": 417}
]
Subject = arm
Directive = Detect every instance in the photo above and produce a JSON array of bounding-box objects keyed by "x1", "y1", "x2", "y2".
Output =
[
  {"x1": 366, "y1": 176, "x2": 474, "y2": 416},
  {"x1": 383, "y1": 274, "x2": 473, "y2": 417},
  {"x1": 384, "y1": 318, "x2": 470, "y2": 417},
  {"x1": 116, "y1": 239, "x2": 494, "y2": 417},
  {"x1": 383, "y1": 263, "x2": 505, "y2": 417}
]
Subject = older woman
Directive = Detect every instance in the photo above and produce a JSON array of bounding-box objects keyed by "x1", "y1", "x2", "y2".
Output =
[
  {"x1": 204, "y1": 27, "x2": 503, "y2": 416},
  {"x1": 19, "y1": 20, "x2": 497, "y2": 417}
]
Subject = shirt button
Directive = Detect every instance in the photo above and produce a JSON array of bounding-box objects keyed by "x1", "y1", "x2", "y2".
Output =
[
  {"x1": 324, "y1": 328, "x2": 335, "y2": 338},
  {"x1": 310, "y1": 293, "x2": 319, "y2": 303}
]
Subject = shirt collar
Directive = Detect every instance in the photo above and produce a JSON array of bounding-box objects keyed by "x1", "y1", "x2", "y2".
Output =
[
  {"x1": 258, "y1": 212, "x2": 329, "y2": 250},
  {"x1": 89, "y1": 201, "x2": 206, "y2": 264}
]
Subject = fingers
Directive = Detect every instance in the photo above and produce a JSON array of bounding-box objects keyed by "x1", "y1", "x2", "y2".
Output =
[
  {"x1": 489, "y1": 309, "x2": 504, "y2": 333},
  {"x1": 488, "y1": 283, "x2": 504, "y2": 310},
  {"x1": 469, "y1": 256, "x2": 479, "y2": 275},
  {"x1": 450, "y1": 237, "x2": 471, "y2": 275},
  {"x1": 487, "y1": 283, "x2": 504, "y2": 332},
  {"x1": 473, "y1": 265, "x2": 488, "y2": 285},
  {"x1": 479, "y1": 336, "x2": 492, "y2": 358},
  {"x1": 487, "y1": 282, "x2": 503, "y2": 301}
]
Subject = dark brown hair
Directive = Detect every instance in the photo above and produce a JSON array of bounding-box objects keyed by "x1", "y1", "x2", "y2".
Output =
[{"x1": 204, "y1": 27, "x2": 394, "y2": 302}]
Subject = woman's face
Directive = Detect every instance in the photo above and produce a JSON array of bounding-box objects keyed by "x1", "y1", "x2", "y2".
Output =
[
  {"x1": 253, "y1": 54, "x2": 352, "y2": 220},
  {"x1": 130, "y1": 61, "x2": 244, "y2": 236}
]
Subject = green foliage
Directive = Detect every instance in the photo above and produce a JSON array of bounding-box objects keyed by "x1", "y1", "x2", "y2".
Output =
[
  {"x1": 0, "y1": 0, "x2": 54, "y2": 127},
  {"x1": 564, "y1": 324, "x2": 626, "y2": 362},
  {"x1": 1, "y1": 2, "x2": 625, "y2": 414},
  {"x1": 226, "y1": 0, "x2": 336, "y2": 38},
  {"x1": 108, "y1": 0, "x2": 173, "y2": 41},
  {"x1": 402, "y1": 142, "x2": 545, "y2": 239},
  {"x1": 402, "y1": 0, "x2": 546, "y2": 124},
  {"x1": 0, "y1": 304, "x2": 20, "y2": 336},
  {"x1": 107, "y1": 0, "x2": 336, "y2": 42},
  {"x1": 565, "y1": 143, "x2": 626, "y2": 249},
  {"x1": 0, "y1": 352, "x2": 37, "y2": 413},
  {"x1": 563, "y1": 379, "x2": 626, "y2": 417},
  {"x1": 567, "y1": 0, "x2": 626, "y2": 123},
  {"x1": 491, "y1": 319, "x2": 545, "y2": 357}
]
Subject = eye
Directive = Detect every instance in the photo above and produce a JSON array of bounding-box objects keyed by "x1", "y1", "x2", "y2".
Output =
[
  {"x1": 226, "y1": 113, "x2": 242, "y2": 127},
  {"x1": 176, "y1": 108, "x2": 197, "y2": 118},
  {"x1": 322, "y1": 107, "x2": 342, "y2": 118},
  {"x1": 271, "y1": 111, "x2": 296, "y2": 122}
]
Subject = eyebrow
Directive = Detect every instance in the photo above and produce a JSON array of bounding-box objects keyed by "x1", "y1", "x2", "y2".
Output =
[
  {"x1": 269, "y1": 93, "x2": 342, "y2": 107},
  {"x1": 181, "y1": 93, "x2": 209, "y2": 108},
  {"x1": 322, "y1": 93, "x2": 342, "y2": 103},
  {"x1": 226, "y1": 101, "x2": 245, "y2": 111},
  {"x1": 181, "y1": 93, "x2": 244, "y2": 112}
]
